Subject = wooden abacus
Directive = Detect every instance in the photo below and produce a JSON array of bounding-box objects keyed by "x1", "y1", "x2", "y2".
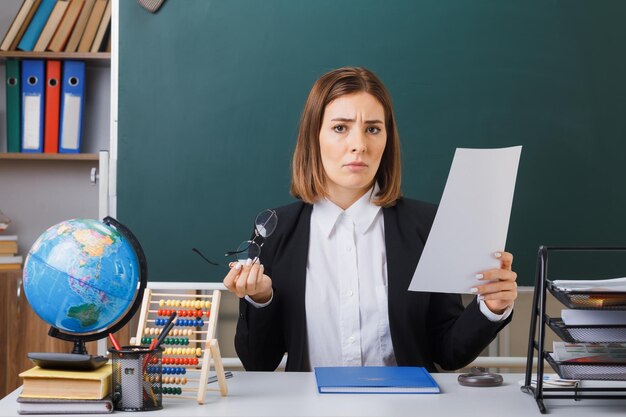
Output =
[{"x1": 131, "y1": 289, "x2": 228, "y2": 404}]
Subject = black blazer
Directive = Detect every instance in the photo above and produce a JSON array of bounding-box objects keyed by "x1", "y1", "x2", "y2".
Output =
[{"x1": 235, "y1": 198, "x2": 512, "y2": 372}]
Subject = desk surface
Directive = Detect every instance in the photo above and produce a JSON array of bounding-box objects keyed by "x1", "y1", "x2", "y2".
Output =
[{"x1": 2, "y1": 372, "x2": 625, "y2": 416}]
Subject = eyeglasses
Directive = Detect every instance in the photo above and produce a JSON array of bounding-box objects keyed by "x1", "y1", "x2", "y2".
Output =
[{"x1": 193, "y1": 209, "x2": 278, "y2": 267}]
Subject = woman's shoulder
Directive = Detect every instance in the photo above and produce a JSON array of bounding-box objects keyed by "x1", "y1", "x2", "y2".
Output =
[
  {"x1": 389, "y1": 197, "x2": 438, "y2": 219},
  {"x1": 384, "y1": 197, "x2": 438, "y2": 241},
  {"x1": 269, "y1": 200, "x2": 312, "y2": 234},
  {"x1": 271, "y1": 200, "x2": 310, "y2": 220}
]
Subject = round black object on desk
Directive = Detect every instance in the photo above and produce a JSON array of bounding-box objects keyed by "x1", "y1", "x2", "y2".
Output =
[{"x1": 458, "y1": 367, "x2": 503, "y2": 387}]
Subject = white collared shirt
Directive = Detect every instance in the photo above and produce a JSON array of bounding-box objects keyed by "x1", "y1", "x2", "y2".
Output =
[
  {"x1": 248, "y1": 189, "x2": 512, "y2": 368},
  {"x1": 305, "y1": 188, "x2": 395, "y2": 368}
]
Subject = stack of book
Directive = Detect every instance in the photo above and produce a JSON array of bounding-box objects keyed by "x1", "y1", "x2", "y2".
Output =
[
  {"x1": 17, "y1": 365, "x2": 113, "y2": 415},
  {"x1": 0, "y1": 0, "x2": 112, "y2": 53},
  {"x1": 0, "y1": 235, "x2": 22, "y2": 271}
]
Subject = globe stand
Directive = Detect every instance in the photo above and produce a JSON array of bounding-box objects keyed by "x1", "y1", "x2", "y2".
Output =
[
  {"x1": 27, "y1": 352, "x2": 109, "y2": 371},
  {"x1": 25, "y1": 216, "x2": 149, "y2": 372},
  {"x1": 72, "y1": 340, "x2": 87, "y2": 355},
  {"x1": 71, "y1": 340, "x2": 88, "y2": 355},
  {"x1": 28, "y1": 327, "x2": 111, "y2": 370}
]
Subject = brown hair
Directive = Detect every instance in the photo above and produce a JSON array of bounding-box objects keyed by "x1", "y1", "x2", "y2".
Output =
[{"x1": 290, "y1": 67, "x2": 402, "y2": 207}]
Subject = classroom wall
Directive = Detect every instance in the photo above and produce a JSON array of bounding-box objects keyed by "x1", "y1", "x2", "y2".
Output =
[{"x1": 0, "y1": 161, "x2": 99, "y2": 255}]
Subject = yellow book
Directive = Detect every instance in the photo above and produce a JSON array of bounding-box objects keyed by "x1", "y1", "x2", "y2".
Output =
[
  {"x1": 77, "y1": 0, "x2": 107, "y2": 52},
  {"x1": 64, "y1": 0, "x2": 95, "y2": 52},
  {"x1": 0, "y1": 242, "x2": 18, "y2": 255},
  {"x1": 19, "y1": 364, "x2": 112, "y2": 400},
  {"x1": 89, "y1": 0, "x2": 110, "y2": 52},
  {"x1": 33, "y1": 0, "x2": 70, "y2": 52},
  {"x1": 47, "y1": 0, "x2": 85, "y2": 52},
  {"x1": 0, "y1": 255, "x2": 22, "y2": 270}
]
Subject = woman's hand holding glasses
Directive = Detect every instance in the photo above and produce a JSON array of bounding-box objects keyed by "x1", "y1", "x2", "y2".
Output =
[
  {"x1": 194, "y1": 209, "x2": 278, "y2": 304},
  {"x1": 223, "y1": 258, "x2": 273, "y2": 304}
]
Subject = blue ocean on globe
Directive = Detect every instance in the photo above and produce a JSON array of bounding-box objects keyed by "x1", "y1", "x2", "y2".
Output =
[{"x1": 23, "y1": 219, "x2": 139, "y2": 334}]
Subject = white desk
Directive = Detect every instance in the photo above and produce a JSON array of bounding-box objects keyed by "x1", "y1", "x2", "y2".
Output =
[{"x1": 1, "y1": 372, "x2": 625, "y2": 416}]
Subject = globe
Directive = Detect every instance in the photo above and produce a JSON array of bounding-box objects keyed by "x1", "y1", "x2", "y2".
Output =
[{"x1": 23, "y1": 217, "x2": 147, "y2": 355}]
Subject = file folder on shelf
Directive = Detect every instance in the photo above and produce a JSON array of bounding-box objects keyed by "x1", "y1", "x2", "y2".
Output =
[
  {"x1": 17, "y1": 0, "x2": 57, "y2": 52},
  {"x1": 59, "y1": 61, "x2": 85, "y2": 153},
  {"x1": 5, "y1": 59, "x2": 21, "y2": 153},
  {"x1": 44, "y1": 60, "x2": 62, "y2": 154},
  {"x1": 21, "y1": 60, "x2": 45, "y2": 153}
]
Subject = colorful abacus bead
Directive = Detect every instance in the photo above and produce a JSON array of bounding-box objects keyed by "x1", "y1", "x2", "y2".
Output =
[
  {"x1": 161, "y1": 386, "x2": 183, "y2": 395},
  {"x1": 163, "y1": 367, "x2": 186, "y2": 375}
]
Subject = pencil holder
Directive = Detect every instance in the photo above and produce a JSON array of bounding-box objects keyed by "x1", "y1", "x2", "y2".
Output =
[{"x1": 109, "y1": 346, "x2": 163, "y2": 412}]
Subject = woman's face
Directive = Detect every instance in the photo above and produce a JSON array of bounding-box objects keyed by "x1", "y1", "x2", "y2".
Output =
[{"x1": 319, "y1": 92, "x2": 387, "y2": 203}]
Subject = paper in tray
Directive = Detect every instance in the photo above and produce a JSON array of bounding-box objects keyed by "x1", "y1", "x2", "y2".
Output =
[
  {"x1": 547, "y1": 354, "x2": 626, "y2": 381},
  {"x1": 548, "y1": 284, "x2": 626, "y2": 310},
  {"x1": 547, "y1": 318, "x2": 626, "y2": 343}
]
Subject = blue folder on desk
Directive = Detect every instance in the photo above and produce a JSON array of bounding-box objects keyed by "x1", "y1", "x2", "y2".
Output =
[{"x1": 314, "y1": 366, "x2": 440, "y2": 394}]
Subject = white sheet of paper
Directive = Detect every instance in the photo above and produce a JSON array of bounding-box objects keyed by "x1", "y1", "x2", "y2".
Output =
[{"x1": 409, "y1": 146, "x2": 522, "y2": 294}]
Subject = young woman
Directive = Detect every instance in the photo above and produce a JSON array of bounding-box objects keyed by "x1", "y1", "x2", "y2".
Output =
[{"x1": 223, "y1": 67, "x2": 517, "y2": 372}]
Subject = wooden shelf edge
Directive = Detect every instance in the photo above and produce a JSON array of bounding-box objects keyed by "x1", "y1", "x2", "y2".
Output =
[
  {"x1": 0, "y1": 51, "x2": 110, "y2": 61},
  {"x1": 0, "y1": 153, "x2": 99, "y2": 161}
]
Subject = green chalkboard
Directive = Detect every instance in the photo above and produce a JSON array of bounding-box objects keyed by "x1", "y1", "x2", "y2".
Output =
[{"x1": 118, "y1": 0, "x2": 626, "y2": 284}]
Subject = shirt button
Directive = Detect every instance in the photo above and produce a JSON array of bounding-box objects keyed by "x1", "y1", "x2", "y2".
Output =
[
  {"x1": 346, "y1": 290, "x2": 353, "y2": 297},
  {"x1": 345, "y1": 245, "x2": 352, "y2": 252},
  {"x1": 348, "y1": 336, "x2": 355, "y2": 343}
]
